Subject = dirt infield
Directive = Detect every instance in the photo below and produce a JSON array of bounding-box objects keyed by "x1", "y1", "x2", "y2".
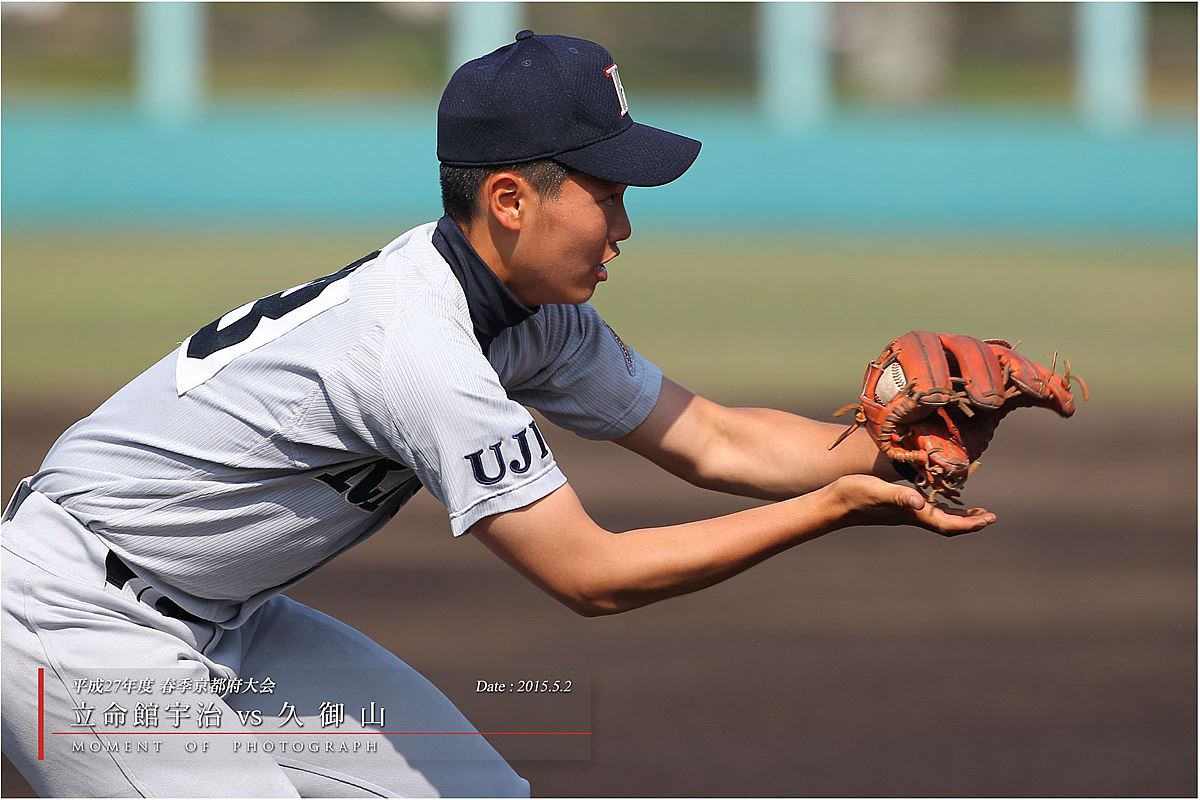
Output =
[{"x1": 2, "y1": 397, "x2": 1195, "y2": 797}]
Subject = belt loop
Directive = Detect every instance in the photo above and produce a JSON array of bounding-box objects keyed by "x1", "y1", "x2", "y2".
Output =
[{"x1": 2, "y1": 480, "x2": 33, "y2": 523}]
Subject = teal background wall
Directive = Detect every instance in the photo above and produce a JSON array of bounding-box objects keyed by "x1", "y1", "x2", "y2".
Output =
[{"x1": 4, "y1": 102, "x2": 1194, "y2": 235}]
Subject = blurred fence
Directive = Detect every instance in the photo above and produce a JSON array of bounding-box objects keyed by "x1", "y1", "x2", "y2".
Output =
[{"x1": 2, "y1": 2, "x2": 1195, "y2": 235}]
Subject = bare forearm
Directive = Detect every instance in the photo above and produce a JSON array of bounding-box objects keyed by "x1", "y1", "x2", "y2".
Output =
[
  {"x1": 474, "y1": 478, "x2": 994, "y2": 619},
  {"x1": 694, "y1": 407, "x2": 900, "y2": 500},
  {"x1": 587, "y1": 487, "x2": 845, "y2": 614}
]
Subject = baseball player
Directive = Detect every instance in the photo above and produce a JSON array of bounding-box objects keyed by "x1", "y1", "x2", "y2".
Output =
[{"x1": 2, "y1": 31, "x2": 1005, "y2": 797}]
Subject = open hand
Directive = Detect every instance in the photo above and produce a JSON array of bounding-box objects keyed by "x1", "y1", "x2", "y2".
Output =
[{"x1": 825, "y1": 474, "x2": 997, "y2": 537}]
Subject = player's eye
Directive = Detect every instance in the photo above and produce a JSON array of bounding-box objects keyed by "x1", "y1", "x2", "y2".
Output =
[{"x1": 601, "y1": 194, "x2": 619, "y2": 207}]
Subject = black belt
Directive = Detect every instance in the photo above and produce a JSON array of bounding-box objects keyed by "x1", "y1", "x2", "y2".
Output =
[
  {"x1": 104, "y1": 551, "x2": 207, "y2": 625},
  {"x1": 5, "y1": 482, "x2": 210, "y2": 628}
]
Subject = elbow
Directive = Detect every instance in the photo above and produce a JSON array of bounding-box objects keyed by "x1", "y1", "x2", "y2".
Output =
[
  {"x1": 557, "y1": 573, "x2": 631, "y2": 617},
  {"x1": 562, "y1": 587, "x2": 624, "y2": 618},
  {"x1": 534, "y1": 529, "x2": 644, "y2": 617},
  {"x1": 568, "y1": 600, "x2": 609, "y2": 618},
  {"x1": 569, "y1": 596, "x2": 623, "y2": 617}
]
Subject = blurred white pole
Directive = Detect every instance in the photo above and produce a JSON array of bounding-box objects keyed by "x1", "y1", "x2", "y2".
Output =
[
  {"x1": 1076, "y1": 2, "x2": 1145, "y2": 134},
  {"x1": 758, "y1": 2, "x2": 831, "y2": 131},
  {"x1": 136, "y1": 2, "x2": 205, "y2": 126},
  {"x1": 449, "y1": 3, "x2": 523, "y2": 73}
]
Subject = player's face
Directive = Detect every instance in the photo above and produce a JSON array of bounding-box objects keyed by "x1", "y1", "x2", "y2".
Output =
[{"x1": 510, "y1": 171, "x2": 631, "y2": 305}]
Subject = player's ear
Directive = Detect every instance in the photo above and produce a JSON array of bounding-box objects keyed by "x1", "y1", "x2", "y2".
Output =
[{"x1": 483, "y1": 171, "x2": 524, "y2": 232}]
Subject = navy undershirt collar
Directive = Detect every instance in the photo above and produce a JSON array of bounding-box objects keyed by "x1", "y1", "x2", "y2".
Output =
[{"x1": 432, "y1": 216, "x2": 538, "y2": 355}]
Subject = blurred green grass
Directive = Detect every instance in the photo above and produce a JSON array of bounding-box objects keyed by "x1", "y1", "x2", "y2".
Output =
[{"x1": 2, "y1": 229, "x2": 1194, "y2": 404}]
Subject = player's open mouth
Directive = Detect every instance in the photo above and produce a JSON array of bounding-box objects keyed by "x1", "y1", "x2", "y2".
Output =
[{"x1": 596, "y1": 245, "x2": 619, "y2": 282}]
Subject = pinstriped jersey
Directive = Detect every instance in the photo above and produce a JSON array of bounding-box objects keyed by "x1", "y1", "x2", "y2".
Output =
[{"x1": 27, "y1": 219, "x2": 662, "y2": 625}]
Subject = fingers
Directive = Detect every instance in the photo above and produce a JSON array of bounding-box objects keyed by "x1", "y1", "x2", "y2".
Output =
[
  {"x1": 835, "y1": 475, "x2": 995, "y2": 537},
  {"x1": 845, "y1": 475, "x2": 923, "y2": 510},
  {"x1": 896, "y1": 488, "x2": 925, "y2": 510},
  {"x1": 936, "y1": 505, "x2": 987, "y2": 518},
  {"x1": 917, "y1": 502, "x2": 997, "y2": 537}
]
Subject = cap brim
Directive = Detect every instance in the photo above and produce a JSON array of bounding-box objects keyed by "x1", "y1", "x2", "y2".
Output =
[{"x1": 553, "y1": 122, "x2": 701, "y2": 187}]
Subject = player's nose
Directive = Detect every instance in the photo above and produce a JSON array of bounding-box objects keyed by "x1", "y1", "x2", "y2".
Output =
[{"x1": 609, "y1": 205, "x2": 632, "y2": 246}]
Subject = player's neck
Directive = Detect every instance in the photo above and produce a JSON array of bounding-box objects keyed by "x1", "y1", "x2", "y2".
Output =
[{"x1": 460, "y1": 217, "x2": 519, "y2": 294}]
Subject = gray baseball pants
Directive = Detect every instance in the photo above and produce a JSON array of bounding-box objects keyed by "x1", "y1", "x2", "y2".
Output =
[{"x1": 1, "y1": 489, "x2": 529, "y2": 797}]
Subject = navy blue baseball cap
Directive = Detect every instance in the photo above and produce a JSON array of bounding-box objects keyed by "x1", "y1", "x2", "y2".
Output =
[{"x1": 437, "y1": 30, "x2": 701, "y2": 187}]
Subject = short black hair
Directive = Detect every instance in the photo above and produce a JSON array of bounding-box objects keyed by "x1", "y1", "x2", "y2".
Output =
[{"x1": 439, "y1": 160, "x2": 571, "y2": 224}]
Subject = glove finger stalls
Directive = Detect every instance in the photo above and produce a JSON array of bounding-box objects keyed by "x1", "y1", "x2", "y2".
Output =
[
  {"x1": 991, "y1": 345, "x2": 1076, "y2": 417},
  {"x1": 844, "y1": 330, "x2": 1083, "y2": 506},
  {"x1": 859, "y1": 331, "x2": 948, "y2": 437},
  {"x1": 937, "y1": 333, "x2": 1007, "y2": 410},
  {"x1": 887, "y1": 330, "x2": 953, "y2": 410}
]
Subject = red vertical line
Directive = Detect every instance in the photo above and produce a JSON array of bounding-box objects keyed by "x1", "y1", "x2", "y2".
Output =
[{"x1": 37, "y1": 668, "x2": 45, "y2": 760}]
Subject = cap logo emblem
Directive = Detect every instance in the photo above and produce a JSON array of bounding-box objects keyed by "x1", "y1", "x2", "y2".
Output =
[{"x1": 603, "y1": 63, "x2": 629, "y2": 117}]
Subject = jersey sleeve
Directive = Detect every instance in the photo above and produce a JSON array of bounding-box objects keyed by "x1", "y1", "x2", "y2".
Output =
[
  {"x1": 494, "y1": 304, "x2": 663, "y2": 441},
  {"x1": 369, "y1": 295, "x2": 566, "y2": 536}
]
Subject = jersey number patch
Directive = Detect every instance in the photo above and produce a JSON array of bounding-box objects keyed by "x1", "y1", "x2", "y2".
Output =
[{"x1": 176, "y1": 251, "x2": 380, "y2": 395}]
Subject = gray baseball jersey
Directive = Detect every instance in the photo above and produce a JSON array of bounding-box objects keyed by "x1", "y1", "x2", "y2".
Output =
[{"x1": 23, "y1": 217, "x2": 662, "y2": 627}]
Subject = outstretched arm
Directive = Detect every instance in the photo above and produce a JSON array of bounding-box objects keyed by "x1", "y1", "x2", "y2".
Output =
[
  {"x1": 617, "y1": 378, "x2": 900, "y2": 500},
  {"x1": 471, "y1": 475, "x2": 994, "y2": 617}
]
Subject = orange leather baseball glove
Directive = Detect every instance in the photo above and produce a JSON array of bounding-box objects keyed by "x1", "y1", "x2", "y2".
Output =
[{"x1": 829, "y1": 330, "x2": 1087, "y2": 502}]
